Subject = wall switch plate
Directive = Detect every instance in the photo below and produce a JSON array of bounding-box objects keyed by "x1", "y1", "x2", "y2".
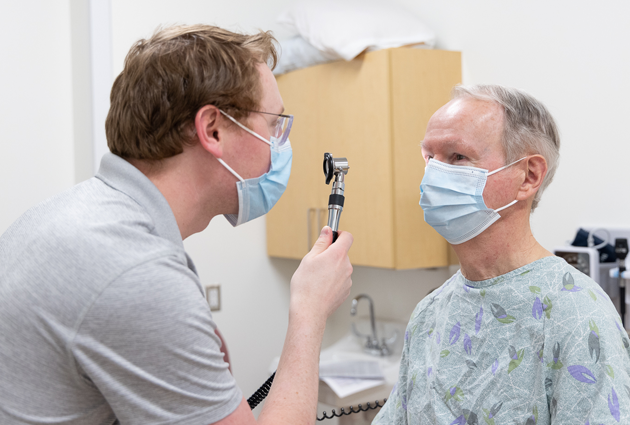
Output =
[{"x1": 205, "y1": 285, "x2": 221, "y2": 312}]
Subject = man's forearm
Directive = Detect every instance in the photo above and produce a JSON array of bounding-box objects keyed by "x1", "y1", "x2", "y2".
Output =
[{"x1": 257, "y1": 309, "x2": 326, "y2": 425}]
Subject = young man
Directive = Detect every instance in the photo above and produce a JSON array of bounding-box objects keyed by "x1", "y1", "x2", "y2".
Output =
[
  {"x1": 374, "y1": 85, "x2": 630, "y2": 424},
  {"x1": 0, "y1": 25, "x2": 353, "y2": 424}
]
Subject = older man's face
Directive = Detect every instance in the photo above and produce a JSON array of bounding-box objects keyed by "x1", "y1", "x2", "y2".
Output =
[{"x1": 421, "y1": 98, "x2": 522, "y2": 211}]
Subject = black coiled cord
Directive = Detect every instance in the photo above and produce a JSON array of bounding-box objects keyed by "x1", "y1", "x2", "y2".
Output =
[
  {"x1": 247, "y1": 372, "x2": 387, "y2": 421},
  {"x1": 247, "y1": 372, "x2": 276, "y2": 409},
  {"x1": 317, "y1": 399, "x2": 387, "y2": 421}
]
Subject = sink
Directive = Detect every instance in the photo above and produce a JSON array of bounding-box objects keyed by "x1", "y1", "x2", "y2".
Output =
[
  {"x1": 317, "y1": 318, "x2": 406, "y2": 407},
  {"x1": 267, "y1": 318, "x2": 406, "y2": 409}
]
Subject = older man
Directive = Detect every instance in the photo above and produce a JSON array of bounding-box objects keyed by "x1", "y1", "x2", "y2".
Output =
[{"x1": 374, "y1": 85, "x2": 630, "y2": 424}]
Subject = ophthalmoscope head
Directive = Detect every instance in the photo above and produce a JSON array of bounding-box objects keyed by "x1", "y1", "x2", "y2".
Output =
[{"x1": 323, "y1": 153, "x2": 349, "y2": 243}]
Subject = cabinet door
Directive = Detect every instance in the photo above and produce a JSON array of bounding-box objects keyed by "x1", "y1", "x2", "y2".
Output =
[
  {"x1": 268, "y1": 50, "x2": 396, "y2": 267},
  {"x1": 391, "y1": 49, "x2": 462, "y2": 269}
]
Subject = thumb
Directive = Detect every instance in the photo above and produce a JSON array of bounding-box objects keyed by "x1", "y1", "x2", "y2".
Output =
[{"x1": 310, "y1": 226, "x2": 333, "y2": 255}]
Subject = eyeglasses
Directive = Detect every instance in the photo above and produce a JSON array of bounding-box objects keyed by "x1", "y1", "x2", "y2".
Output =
[
  {"x1": 220, "y1": 109, "x2": 294, "y2": 149},
  {"x1": 248, "y1": 110, "x2": 294, "y2": 147}
]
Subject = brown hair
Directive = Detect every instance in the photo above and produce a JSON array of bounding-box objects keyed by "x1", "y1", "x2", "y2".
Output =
[{"x1": 105, "y1": 24, "x2": 278, "y2": 160}]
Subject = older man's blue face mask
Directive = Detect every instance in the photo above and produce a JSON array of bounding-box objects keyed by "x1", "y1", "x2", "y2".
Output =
[{"x1": 419, "y1": 157, "x2": 527, "y2": 244}]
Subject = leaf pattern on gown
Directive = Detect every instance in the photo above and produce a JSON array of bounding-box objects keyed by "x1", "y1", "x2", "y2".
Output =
[
  {"x1": 462, "y1": 409, "x2": 478, "y2": 425},
  {"x1": 561, "y1": 271, "x2": 582, "y2": 292},
  {"x1": 537, "y1": 343, "x2": 544, "y2": 364},
  {"x1": 608, "y1": 387, "x2": 620, "y2": 422},
  {"x1": 567, "y1": 365, "x2": 597, "y2": 384},
  {"x1": 450, "y1": 322, "x2": 461, "y2": 345},
  {"x1": 547, "y1": 342, "x2": 564, "y2": 370},
  {"x1": 444, "y1": 386, "x2": 464, "y2": 402},
  {"x1": 450, "y1": 415, "x2": 466, "y2": 425},
  {"x1": 508, "y1": 346, "x2": 524, "y2": 374},
  {"x1": 588, "y1": 320, "x2": 601, "y2": 362},
  {"x1": 482, "y1": 401, "x2": 502, "y2": 425},
  {"x1": 532, "y1": 297, "x2": 543, "y2": 320},
  {"x1": 524, "y1": 405, "x2": 538, "y2": 425},
  {"x1": 543, "y1": 295, "x2": 553, "y2": 319},
  {"x1": 464, "y1": 334, "x2": 472, "y2": 355},
  {"x1": 475, "y1": 306, "x2": 483, "y2": 334},
  {"x1": 491, "y1": 303, "x2": 515, "y2": 324}
]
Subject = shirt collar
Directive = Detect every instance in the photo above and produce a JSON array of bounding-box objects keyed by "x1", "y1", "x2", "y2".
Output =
[{"x1": 95, "y1": 153, "x2": 183, "y2": 249}]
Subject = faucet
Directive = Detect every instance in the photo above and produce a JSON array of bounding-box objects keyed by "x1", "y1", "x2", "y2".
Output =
[{"x1": 350, "y1": 294, "x2": 396, "y2": 356}]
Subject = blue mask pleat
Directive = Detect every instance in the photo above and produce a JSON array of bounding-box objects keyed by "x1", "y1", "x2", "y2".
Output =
[
  {"x1": 419, "y1": 159, "x2": 514, "y2": 245},
  {"x1": 224, "y1": 140, "x2": 292, "y2": 227}
]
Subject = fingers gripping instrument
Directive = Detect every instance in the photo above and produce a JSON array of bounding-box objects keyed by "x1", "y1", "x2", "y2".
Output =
[{"x1": 323, "y1": 153, "x2": 349, "y2": 243}]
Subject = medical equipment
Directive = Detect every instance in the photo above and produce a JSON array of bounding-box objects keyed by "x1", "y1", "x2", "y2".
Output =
[
  {"x1": 553, "y1": 246, "x2": 600, "y2": 283},
  {"x1": 248, "y1": 153, "x2": 387, "y2": 421},
  {"x1": 554, "y1": 227, "x2": 617, "y2": 284},
  {"x1": 323, "y1": 153, "x2": 349, "y2": 243},
  {"x1": 556, "y1": 226, "x2": 630, "y2": 330},
  {"x1": 615, "y1": 238, "x2": 628, "y2": 327}
]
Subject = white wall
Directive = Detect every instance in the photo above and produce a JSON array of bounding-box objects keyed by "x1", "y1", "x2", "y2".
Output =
[
  {"x1": 397, "y1": 0, "x2": 630, "y2": 249},
  {"x1": 0, "y1": 1, "x2": 75, "y2": 232},
  {"x1": 4, "y1": 0, "x2": 630, "y2": 413}
]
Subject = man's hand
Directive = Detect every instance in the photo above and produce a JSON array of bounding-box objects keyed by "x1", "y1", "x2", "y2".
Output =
[{"x1": 289, "y1": 226, "x2": 354, "y2": 321}]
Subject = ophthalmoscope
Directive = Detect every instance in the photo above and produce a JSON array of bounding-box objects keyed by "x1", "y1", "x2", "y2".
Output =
[{"x1": 323, "y1": 153, "x2": 349, "y2": 243}]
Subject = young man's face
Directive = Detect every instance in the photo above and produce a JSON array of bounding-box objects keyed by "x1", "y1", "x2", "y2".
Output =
[{"x1": 226, "y1": 63, "x2": 285, "y2": 181}]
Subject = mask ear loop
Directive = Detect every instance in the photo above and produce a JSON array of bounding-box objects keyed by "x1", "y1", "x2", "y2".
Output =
[
  {"x1": 494, "y1": 200, "x2": 518, "y2": 213},
  {"x1": 219, "y1": 110, "x2": 272, "y2": 146},
  {"x1": 489, "y1": 157, "x2": 528, "y2": 213},
  {"x1": 487, "y1": 156, "x2": 528, "y2": 176},
  {"x1": 216, "y1": 158, "x2": 245, "y2": 183}
]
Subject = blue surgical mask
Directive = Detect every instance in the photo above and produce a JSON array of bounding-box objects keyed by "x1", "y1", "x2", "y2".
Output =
[
  {"x1": 419, "y1": 157, "x2": 526, "y2": 244},
  {"x1": 218, "y1": 111, "x2": 293, "y2": 227}
]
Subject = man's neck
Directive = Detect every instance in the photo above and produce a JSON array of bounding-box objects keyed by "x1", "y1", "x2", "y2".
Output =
[
  {"x1": 453, "y1": 213, "x2": 553, "y2": 282},
  {"x1": 127, "y1": 147, "x2": 234, "y2": 240}
]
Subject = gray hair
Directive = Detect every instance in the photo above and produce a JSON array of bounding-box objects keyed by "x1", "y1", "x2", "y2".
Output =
[{"x1": 452, "y1": 84, "x2": 560, "y2": 211}]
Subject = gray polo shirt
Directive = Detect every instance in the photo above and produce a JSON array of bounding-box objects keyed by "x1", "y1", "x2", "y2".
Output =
[{"x1": 0, "y1": 153, "x2": 242, "y2": 424}]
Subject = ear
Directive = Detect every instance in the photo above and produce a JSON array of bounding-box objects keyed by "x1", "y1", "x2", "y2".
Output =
[
  {"x1": 516, "y1": 155, "x2": 547, "y2": 202},
  {"x1": 195, "y1": 105, "x2": 224, "y2": 158}
]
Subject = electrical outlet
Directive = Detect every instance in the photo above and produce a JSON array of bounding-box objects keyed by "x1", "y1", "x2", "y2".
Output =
[{"x1": 205, "y1": 285, "x2": 221, "y2": 312}]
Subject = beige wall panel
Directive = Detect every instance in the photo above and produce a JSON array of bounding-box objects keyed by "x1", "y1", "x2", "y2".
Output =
[
  {"x1": 267, "y1": 68, "x2": 322, "y2": 259},
  {"x1": 269, "y1": 50, "x2": 396, "y2": 267},
  {"x1": 390, "y1": 49, "x2": 462, "y2": 269}
]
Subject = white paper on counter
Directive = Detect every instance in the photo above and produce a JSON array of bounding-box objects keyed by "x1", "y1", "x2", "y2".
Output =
[
  {"x1": 319, "y1": 360, "x2": 384, "y2": 379},
  {"x1": 321, "y1": 377, "x2": 386, "y2": 399}
]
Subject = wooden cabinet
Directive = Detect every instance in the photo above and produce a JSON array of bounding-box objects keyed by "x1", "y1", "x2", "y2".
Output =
[{"x1": 267, "y1": 48, "x2": 461, "y2": 269}]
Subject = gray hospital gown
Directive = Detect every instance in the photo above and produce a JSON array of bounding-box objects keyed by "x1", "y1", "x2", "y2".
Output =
[{"x1": 374, "y1": 256, "x2": 630, "y2": 424}]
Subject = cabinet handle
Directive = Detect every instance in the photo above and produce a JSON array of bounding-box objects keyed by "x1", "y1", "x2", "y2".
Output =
[
  {"x1": 307, "y1": 208, "x2": 328, "y2": 251},
  {"x1": 317, "y1": 208, "x2": 323, "y2": 237},
  {"x1": 307, "y1": 208, "x2": 315, "y2": 251}
]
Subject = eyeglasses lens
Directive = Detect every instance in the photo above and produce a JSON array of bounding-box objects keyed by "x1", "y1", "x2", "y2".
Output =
[{"x1": 275, "y1": 115, "x2": 293, "y2": 147}]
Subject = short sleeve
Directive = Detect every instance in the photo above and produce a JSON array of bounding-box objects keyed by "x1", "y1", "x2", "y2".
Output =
[
  {"x1": 546, "y1": 300, "x2": 630, "y2": 424},
  {"x1": 72, "y1": 255, "x2": 242, "y2": 425}
]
